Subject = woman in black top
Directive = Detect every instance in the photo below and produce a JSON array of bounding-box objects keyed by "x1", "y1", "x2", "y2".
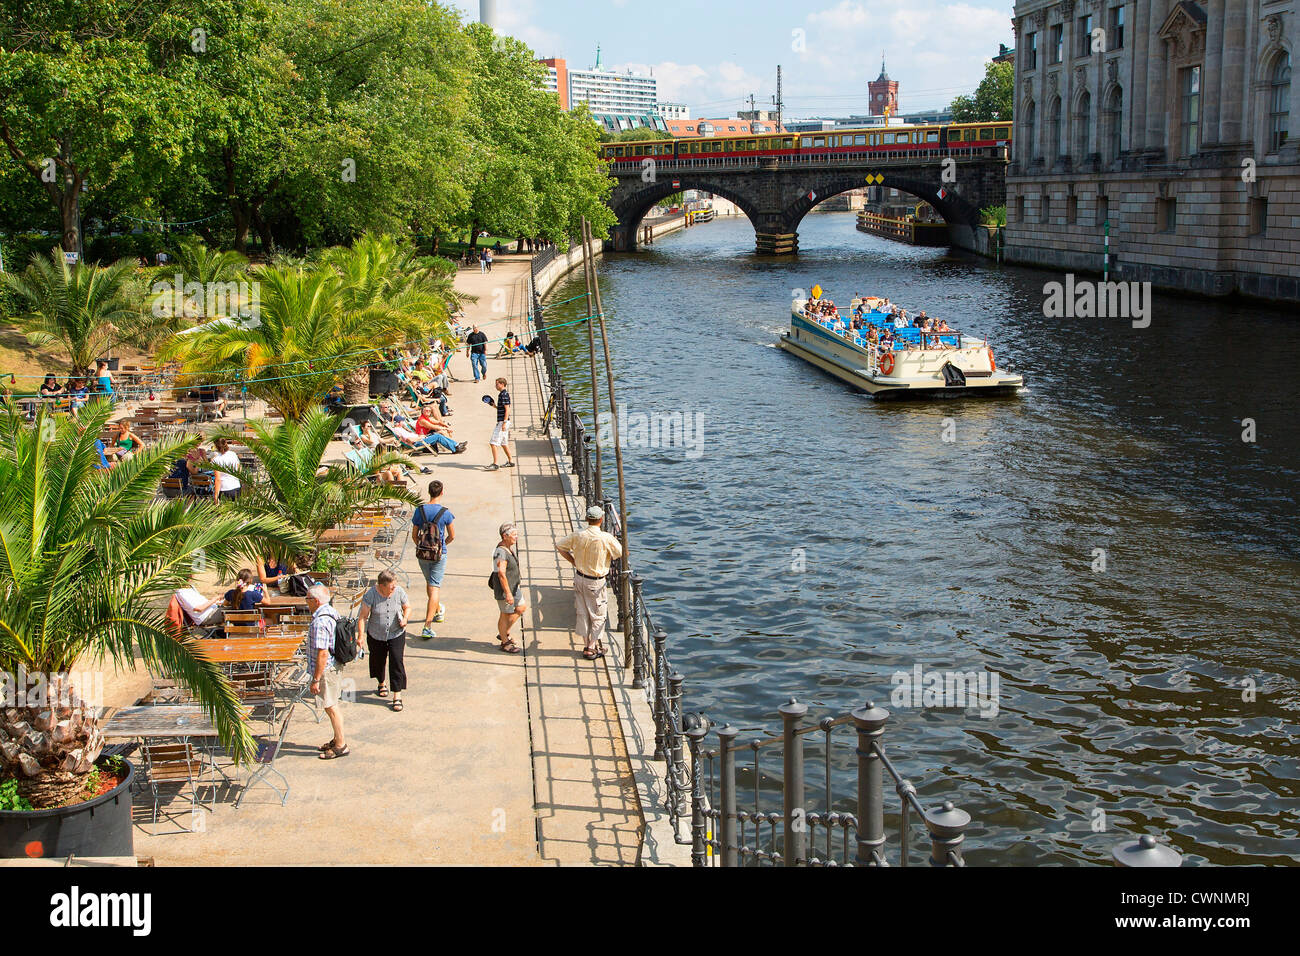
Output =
[{"x1": 39, "y1": 374, "x2": 62, "y2": 398}]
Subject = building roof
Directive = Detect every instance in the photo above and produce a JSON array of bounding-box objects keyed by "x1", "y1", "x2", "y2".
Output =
[
  {"x1": 875, "y1": 56, "x2": 891, "y2": 83},
  {"x1": 663, "y1": 118, "x2": 789, "y2": 136}
]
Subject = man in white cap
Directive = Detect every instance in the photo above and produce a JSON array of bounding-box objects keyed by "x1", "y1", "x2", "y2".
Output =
[{"x1": 556, "y1": 505, "x2": 623, "y2": 660}]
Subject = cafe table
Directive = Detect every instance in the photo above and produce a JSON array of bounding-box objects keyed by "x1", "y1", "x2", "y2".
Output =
[
  {"x1": 195, "y1": 635, "x2": 304, "y2": 665},
  {"x1": 315, "y1": 527, "x2": 377, "y2": 547},
  {"x1": 100, "y1": 705, "x2": 219, "y2": 739}
]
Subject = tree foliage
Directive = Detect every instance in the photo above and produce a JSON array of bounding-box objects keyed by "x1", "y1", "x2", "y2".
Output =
[{"x1": 949, "y1": 61, "x2": 1014, "y2": 123}]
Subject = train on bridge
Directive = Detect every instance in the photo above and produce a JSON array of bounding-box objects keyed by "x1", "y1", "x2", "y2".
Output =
[{"x1": 600, "y1": 122, "x2": 1011, "y2": 165}]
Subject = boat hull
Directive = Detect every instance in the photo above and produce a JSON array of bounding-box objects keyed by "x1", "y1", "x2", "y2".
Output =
[{"x1": 780, "y1": 309, "x2": 1024, "y2": 398}]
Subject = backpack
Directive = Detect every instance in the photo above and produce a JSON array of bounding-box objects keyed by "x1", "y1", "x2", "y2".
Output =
[
  {"x1": 331, "y1": 615, "x2": 360, "y2": 666},
  {"x1": 286, "y1": 572, "x2": 318, "y2": 597},
  {"x1": 415, "y1": 505, "x2": 448, "y2": 563}
]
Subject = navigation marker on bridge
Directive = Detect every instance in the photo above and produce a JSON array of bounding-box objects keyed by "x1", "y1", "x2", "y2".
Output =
[
  {"x1": 672, "y1": 180, "x2": 680, "y2": 189},
  {"x1": 937, "y1": 187, "x2": 949, "y2": 201},
  {"x1": 865, "y1": 174, "x2": 884, "y2": 185},
  {"x1": 807, "y1": 190, "x2": 817, "y2": 202}
]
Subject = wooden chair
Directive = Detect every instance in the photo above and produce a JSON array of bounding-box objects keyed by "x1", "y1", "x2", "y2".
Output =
[
  {"x1": 139, "y1": 740, "x2": 216, "y2": 825},
  {"x1": 223, "y1": 624, "x2": 263, "y2": 637},
  {"x1": 159, "y1": 477, "x2": 185, "y2": 499}
]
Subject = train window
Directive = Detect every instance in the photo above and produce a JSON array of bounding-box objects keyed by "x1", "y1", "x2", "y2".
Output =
[
  {"x1": 980, "y1": 128, "x2": 994, "y2": 139},
  {"x1": 782, "y1": 138, "x2": 794, "y2": 149},
  {"x1": 614, "y1": 147, "x2": 625, "y2": 157},
  {"x1": 801, "y1": 136, "x2": 813, "y2": 148},
  {"x1": 748, "y1": 140, "x2": 757, "y2": 150},
  {"x1": 995, "y1": 127, "x2": 1010, "y2": 139},
  {"x1": 813, "y1": 137, "x2": 825, "y2": 147},
  {"x1": 883, "y1": 133, "x2": 896, "y2": 144},
  {"x1": 869, "y1": 133, "x2": 881, "y2": 146},
  {"x1": 925, "y1": 130, "x2": 939, "y2": 142},
  {"x1": 964, "y1": 129, "x2": 977, "y2": 142},
  {"x1": 854, "y1": 135, "x2": 866, "y2": 145}
]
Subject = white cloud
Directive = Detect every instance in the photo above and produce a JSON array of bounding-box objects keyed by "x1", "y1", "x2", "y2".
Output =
[{"x1": 613, "y1": 60, "x2": 766, "y2": 115}]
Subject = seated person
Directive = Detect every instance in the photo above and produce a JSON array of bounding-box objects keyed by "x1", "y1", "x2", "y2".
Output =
[
  {"x1": 223, "y1": 568, "x2": 265, "y2": 611},
  {"x1": 39, "y1": 374, "x2": 62, "y2": 398},
  {"x1": 913, "y1": 311, "x2": 929, "y2": 329},
  {"x1": 415, "y1": 405, "x2": 453, "y2": 438},
  {"x1": 385, "y1": 408, "x2": 467, "y2": 455},
  {"x1": 892, "y1": 311, "x2": 910, "y2": 330},
  {"x1": 115, "y1": 420, "x2": 146, "y2": 461},
  {"x1": 879, "y1": 329, "x2": 896, "y2": 351},
  {"x1": 258, "y1": 554, "x2": 290, "y2": 590},
  {"x1": 360, "y1": 420, "x2": 383, "y2": 449},
  {"x1": 921, "y1": 318, "x2": 935, "y2": 332},
  {"x1": 69, "y1": 378, "x2": 90, "y2": 411},
  {"x1": 174, "y1": 585, "x2": 225, "y2": 629},
  {"x1": 166, "y1": 456, "x2": 192, "y2": 492},
  {"x1": 372, "y1": 441, "x2": 408, "y2": 485},
  {"x1": 935, "y1": 318, "x2": 952, "y2": 333},
  {"x1": 496, "y1": 332, "x2": 519, "y2": 357},
  {"x1": 194, "y1": 384, "x2": 227, "y2": 418}
]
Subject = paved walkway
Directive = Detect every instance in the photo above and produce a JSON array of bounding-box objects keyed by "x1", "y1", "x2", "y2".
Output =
[{"x1": 123, "y1": 254, "x2": 642, "y2": 865}]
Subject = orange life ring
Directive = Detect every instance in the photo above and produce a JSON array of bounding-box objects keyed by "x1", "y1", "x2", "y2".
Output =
[
  {"x1": 879, "y1": 352, "x2": 895, "y2": 375},
  {"x1": 988, "y1": 348, "x2": 996, "y2": 372}
]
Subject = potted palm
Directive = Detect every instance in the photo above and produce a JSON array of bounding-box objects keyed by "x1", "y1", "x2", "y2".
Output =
[{"x1": 0, "y1": 400, "x2": 308, "y2": 858}]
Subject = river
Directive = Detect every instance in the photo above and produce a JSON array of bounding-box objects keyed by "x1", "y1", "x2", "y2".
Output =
[{"x1": 538, "y1": 210, "x2": 1299, "y2": 866}]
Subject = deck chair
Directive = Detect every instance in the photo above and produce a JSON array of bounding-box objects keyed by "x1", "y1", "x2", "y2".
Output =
[
  {"x1": 139, "y1": 739, "x2": 216, "y2": 825},
  {"x1": 234, "y1": 700, "x2": 296, "y2": 809}
]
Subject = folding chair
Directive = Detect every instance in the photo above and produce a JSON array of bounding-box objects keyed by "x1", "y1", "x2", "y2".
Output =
[
  {"x1": 139, "y1": 739, "x2": 217, "y2": 825},
  {"x1": 234, "y1": 701, "x2": 297, "y2": 809}
]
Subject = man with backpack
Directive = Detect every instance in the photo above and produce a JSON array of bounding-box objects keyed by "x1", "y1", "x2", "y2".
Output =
[
  {"x1": 412, "y1": 479, "x2": 455, "y2": 639},
  {"x1": 307, "y1": 583, "x2": 349, "y2": 760}
]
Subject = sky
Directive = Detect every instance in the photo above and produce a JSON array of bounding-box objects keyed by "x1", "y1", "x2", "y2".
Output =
[{"x1": 445, "y1": 0, "x2": 1016, "y2": 119}]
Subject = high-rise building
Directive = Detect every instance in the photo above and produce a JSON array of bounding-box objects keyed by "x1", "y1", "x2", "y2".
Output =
[
  {"x1": 538, "y1": 51, "x2": 664, "y2": 132},
  {"x1": 659, "y1": 102, "x2": 691, "y2": 121},
  {"x1": 1006, "y1": 0, "x2": 1298, "y2": 302}
]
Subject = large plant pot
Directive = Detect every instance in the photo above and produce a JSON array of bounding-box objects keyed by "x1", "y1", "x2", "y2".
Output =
[
  {"x1": 0, "y1": 759, "x2": 135, "y2": 860},
  {"x1": 369, "y1": 367, "x2": 400, "y2": 397}
]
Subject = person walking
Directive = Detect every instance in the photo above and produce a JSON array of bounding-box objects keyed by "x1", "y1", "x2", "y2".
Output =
[
  {"x1": 307, "y1": 584, "x2": 348, "y2": 759},
  {"x1": 556, "y1": 505, "x2": 624, "y2": 660},
  {"x1": 479, "y1": 247, "x2": 488, "y2": 274},
  {"x1": 485, "y1": 248, "x2": 493, "y2": 273},
  {"x1": 492, "y1": 523, "x2": 526, "y2": 654},
  {"x1": 465, "y1": 325, "x2": 489, "y2": 383},
  {"x1": 487, "y1": 376, "x2": 513, "y2": 471},
  {"x1": 358, "y1": 570, "x2": 411, "y2": 712},
  {"x1": 411, "y1": 479, "x2": 455, "y2": 639}
]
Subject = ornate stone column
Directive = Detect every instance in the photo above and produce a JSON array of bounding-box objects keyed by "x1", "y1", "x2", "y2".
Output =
[
  {"x1": 1144, "y1": 0, "x2": 1171, "y2": 155},
  {"x1": 1217, "y1": 0, "x2": 1249, "y2": 143},
  {"x1": 1129, "y1": 0, "x2": 1149, "y2": 153},
  {"x1": 1202, "y1": 0, "x2": 1225, "y2": 146}
]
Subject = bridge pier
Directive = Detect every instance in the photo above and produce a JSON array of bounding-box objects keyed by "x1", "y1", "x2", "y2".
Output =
[
  {"x1": 606, "y1": 224, "x2": 636, "y2": 253},
  {"x1": 755, "y1": 231, "x2": 798, "y2": 255}
]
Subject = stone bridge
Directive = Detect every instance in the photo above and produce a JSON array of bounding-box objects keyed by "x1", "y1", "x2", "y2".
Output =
[{"x1": 605, "y1": 148, "x2": 1009, "y2": 254}]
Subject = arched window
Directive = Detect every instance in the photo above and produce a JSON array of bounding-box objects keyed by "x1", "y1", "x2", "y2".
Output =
[
  {"x1": 1270, "y1": 53, "x2": 1291, "y2": 152},
  {"x1": 1107, "y1": 87, "x2": 1123, "y2": 162},
  {"x1": 1050, "y1": 96, "x2": 1063, "y2": 161},
  {"x1": 1023, "y1": 100, "x2": 1037, "y2": 159},
  {"x1": 1074, "y1": 91, "x2": 1092, "y2": 159}
]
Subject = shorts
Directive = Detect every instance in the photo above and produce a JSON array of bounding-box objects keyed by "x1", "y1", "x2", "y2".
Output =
[
  {"x1": 317, "y1": 667, "x2": 342, "y2": 709},
  {"x1": 417, "y1": 554, "x2": 448, "y2": 587},
  {"x1": 490, "y1": 422, "x2": 511, "y2": 446},
  {"x1": 497, "y1": 595, "x2": 527, "y2": 614}
]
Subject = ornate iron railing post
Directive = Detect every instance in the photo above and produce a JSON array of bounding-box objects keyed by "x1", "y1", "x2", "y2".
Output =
[
  {"x1": 585, "y1": 433, "x2": 600, "y2": 505},
  {"x1": 651, "y1": 628, "x2": 668, "y2": 759},
  {"x1": 718, "y1": 724, "x2": 740, "y2": 867},
  {"x1": 686, "y1": 722, "x2": 709, "y2": 867},
  {"x1": 853, "y1": 701, "x2": 890, "y2": 866},
  {"x1": 668, "y1": 671, "x2": 688, "y2": 818},
  {"x1": 1112, "y1": 835, "x2": 1183, "y2": 867},
  {"x1": 780, "y1": 697, "x2": 808, "y2": 867},
  {"x1": 924, "y1": 801, "x2": 970, "y2": 866},
  {"x1": 628, "y1": 574, "x2": 647, "y2": 689}
]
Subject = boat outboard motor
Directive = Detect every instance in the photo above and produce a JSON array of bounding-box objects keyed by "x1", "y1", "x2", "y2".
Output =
[{"x1": 941, "y1": 362, "x2": 967, "y2": 387}]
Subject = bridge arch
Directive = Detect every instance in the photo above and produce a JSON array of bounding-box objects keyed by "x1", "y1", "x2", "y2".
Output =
[
  {"x1": 780, "y1": 173, "x2": 983, "y2": 235},
  {"x1": 609, "y1": 177, "x2": 764, "y2": 252}
]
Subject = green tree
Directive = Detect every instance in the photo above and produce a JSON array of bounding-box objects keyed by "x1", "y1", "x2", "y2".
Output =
[
  {"x1": 218, "y1": 409, "x2": 418, "y2": 538},
  {"x1": 0, "y1": 250, "x2": 143, "y2": 374},
  {"x1": 0, "y1": 400, "x2": 308, "y2": 808},
  {"x1": 949, "y1": 60, "x2": 1014, "y2": 123}
]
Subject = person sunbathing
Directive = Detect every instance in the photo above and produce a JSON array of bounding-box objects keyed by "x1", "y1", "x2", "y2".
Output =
[
  {"x1": 416, "y1": 405, "x2": 454, "y2": 439},
  {"x1": 384, "y1": 408, "x2": 467, "y2": 455}
]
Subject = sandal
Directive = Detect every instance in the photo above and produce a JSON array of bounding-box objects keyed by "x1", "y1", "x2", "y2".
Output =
[
  {"x1": 318, "y1": 744, "x2": 350, "y2": 760},
  {"x1": 392, "y1": 698, "x2": 404, "y2": 712},
  {"x1": 582, "y1": 643, "x2": 606, "y2": 660},
  {"x1": 376, "y1": 684, "x2": 388, "y2": 698},
  {"x1": 498, "y1": 639, "x2": 521, "y2": 654},
  {"x1": 318, "y1": 740, "x2": 336, "y2": 752}
]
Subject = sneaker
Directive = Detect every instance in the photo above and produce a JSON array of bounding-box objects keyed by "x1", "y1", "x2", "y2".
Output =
[
  {"x1": 433, "y1": 604, "x2": 446, "y2": 623},
  {"x1": 486, "y1": 463, "x2": 500, "y2": 471},
  {"x1": 503, "y1": 460, "x2": 515, "y2": 468},
  {"x1": 420, "y1": 626, "x2": 436, "y2": 639},
  {"x1": 455, "y1": 442, "x2": 468, "y2": 454}
]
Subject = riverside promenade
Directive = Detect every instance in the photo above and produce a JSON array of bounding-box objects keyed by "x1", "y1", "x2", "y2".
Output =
[{"x1": 118, "y1": 253, "x2": 645, "y2": 865}]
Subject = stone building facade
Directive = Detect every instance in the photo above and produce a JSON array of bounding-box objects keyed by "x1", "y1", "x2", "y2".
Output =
[{"x1": 1005, "y1": 1, "x2": 1298, "y2": 302}]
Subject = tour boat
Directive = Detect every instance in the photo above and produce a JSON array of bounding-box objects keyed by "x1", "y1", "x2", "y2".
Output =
[{"x1": 779, "y1": 295, "x2": 1025, "y2": 397}]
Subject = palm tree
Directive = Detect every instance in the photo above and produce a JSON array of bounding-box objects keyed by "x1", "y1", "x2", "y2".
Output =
[
  {"x1": 0, "y1": 400, "x2": 309, "y2": 809},
  {"x1": 219, "y1": 408, "x2": 419, "y2": 539},
  {"x1": 0, "y1": 249, "x2": 142, "y2": 375},
  {"x1": 144, "y1": 237, "x2": 250, "y2": 332},
  {"x1": 320, "y1": 233, "x2": 465, "y2": 404},
  {"x1": 163, "y1": 249, "x2": 451, "y2": 419}
]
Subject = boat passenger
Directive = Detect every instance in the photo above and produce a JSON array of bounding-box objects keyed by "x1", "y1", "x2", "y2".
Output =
[{"x1": 935, "y1": 318, "x2": 952, "y2": 333}]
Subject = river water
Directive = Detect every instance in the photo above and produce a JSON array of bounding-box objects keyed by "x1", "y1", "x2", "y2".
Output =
[{"x1": 539, "y1": 211, "x2": 1299, "y2": 866}]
